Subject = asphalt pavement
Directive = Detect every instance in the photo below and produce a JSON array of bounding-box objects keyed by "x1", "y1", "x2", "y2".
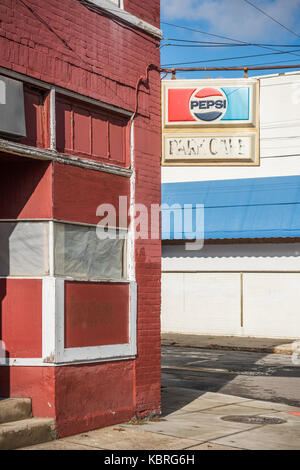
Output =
[{"x1": 162, "y1": 345, "x2": 300, "y2": 407}]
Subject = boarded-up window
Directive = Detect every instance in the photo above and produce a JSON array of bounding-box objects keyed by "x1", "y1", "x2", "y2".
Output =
[
  {"x1": 21, "y1": 86, "x2": 49, "y2": 149},
  {"x1": 56, "y1": 95, "x2": 129, "y2": 166},
  {"x1": 0, "y1": 221, "x2": 49, "y2": 276},
  {"x1": 54, "y1": 222, "x2": 126, "y2": 281}
]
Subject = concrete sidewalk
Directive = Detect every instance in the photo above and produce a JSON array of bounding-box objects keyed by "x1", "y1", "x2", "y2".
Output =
[
  {"x1": 162, "y1": 333, "x2": 298, "y2": 355},
  {"x1": 20, "y1": 387, "x2": 300, "y2": 450}
]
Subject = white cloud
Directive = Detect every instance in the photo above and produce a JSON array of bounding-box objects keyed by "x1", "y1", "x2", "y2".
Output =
[{"x1": 161, "y1": 0, "x2": 300, "y2": 42}]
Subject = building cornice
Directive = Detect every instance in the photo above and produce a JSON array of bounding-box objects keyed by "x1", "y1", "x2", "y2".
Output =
[{"x1": 80, "y1": 0, "x2": 162, "y2": 39}]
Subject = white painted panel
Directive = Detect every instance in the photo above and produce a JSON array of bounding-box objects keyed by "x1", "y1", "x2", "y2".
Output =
[
  {"x1": 161, "y1": 272, "x2": 184, "y2": 334},
  {"x1": 162, "y1": 243, "x2": 300, "y2": 273},
  {"x1": 260, "y1": 76, "x2": 300, "y2": 158},
  {"x1": 162, "y1": 155, "x2": 300, "y2": 182},
  {"x1": 260, "y1": 78, "x2": 300, "y2": 128},
  {"x1": 162, "y1": 272, "x2": 241, "y2": 336},
  {"x1": 243, "y1": 273, "x2": 300, "y2": 339}
]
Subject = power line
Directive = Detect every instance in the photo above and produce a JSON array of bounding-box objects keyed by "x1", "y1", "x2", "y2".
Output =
[
  {"x1": 162, "y1": 42, "x2": 300, "y2": 48},
  {"x1": 162, "y1": 38, "x2": 245, "y2": 46},
  {"x1": 162, "y1": 37, "x2": 300, "y2": 47},
  {"x1": 162, "y1": 48, "x2": 300, "y2": 67},
  {"x1": 162, "y1": 43, "x2": 249, "y2": 48},
  {"x1": 245, "y1": 57, "x2": 300, "y2": 68},
  {"x1": 161, "y1": 21, "x2": 300, "y2": 59},
  {"x1": 242, "y1": 0, "x2": 300, "y2": 39},
  {"x1": 161, "y1": 21, "x2": 258, "y2": 45}
]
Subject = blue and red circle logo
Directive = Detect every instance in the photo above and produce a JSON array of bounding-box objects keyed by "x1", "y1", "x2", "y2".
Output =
[{"x1": 189, "y1": 87, "x2": 228, "y2": 122}]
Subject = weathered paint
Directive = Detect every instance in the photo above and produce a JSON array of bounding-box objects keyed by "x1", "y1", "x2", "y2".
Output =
[
  {"x1": 0, "y1": 279, "x2": 43, "y2": 358},
  {"x1": 53, "y1": 162, "x2": 130, "y2": 227},
  {"x1": 0, "y1": 366, "x2": 56, "y2": 418},
  {"x1": 56, "y1": 95, "x2": 130, "y2": 166},
  {"x1": 64, "y1": 282, "x2": 130, "y2": 348},
  {"x1": 21, "y1": 85, "x2": 50, "y2": 149},
  {"x1": 0, "y1": 157, "x2": 53, "y2": 220},
  {"x1": 54, "y1": 360, "x2": 135, "y2": 437}
]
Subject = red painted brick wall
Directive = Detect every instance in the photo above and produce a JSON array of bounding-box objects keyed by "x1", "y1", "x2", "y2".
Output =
[
  {"x1": 55, "y1": 361, "x2": 135, "y2": 437},
  {"x1": 0, "y1": 0, "x2": 160, "y2": 112},
  {"x1": 0, "y1": 157, "x2": 52, "y2": 219},
  {"x1": 53, "y1": 162, "x2": 131, "y2": 226},
  {"x1": 0, "y1": 0, "x2": 161, "y2": 431},
  {"x1": 0, "y1": 367, "x2": 56, "y2": 418}
]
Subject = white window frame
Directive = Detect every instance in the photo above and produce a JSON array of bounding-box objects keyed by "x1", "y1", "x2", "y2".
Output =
[
  {"x1": 0, "y1": 219, "x2": 137, "y2": 366},
  {"x1": 83, "y1": 0, "x2": 124, "y2": 12},
  {"x1": 107, "y1": 0, "x2": 124, "y2": 8},
  {"x1": 53, "y1": 221, "x2": 128, "y2": 282},
  {"x1": 42, "y1": 277, "x2": 137, "y2": 365}
]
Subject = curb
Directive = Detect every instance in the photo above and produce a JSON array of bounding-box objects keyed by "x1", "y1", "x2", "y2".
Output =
[{"x1": 161, "y1": 340, "x2": 294, "y2": 356}]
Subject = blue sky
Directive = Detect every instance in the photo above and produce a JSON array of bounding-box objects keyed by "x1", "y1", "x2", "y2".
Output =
[{"x1": 160, "y1": 0, "x2": 300, "y2": 79}]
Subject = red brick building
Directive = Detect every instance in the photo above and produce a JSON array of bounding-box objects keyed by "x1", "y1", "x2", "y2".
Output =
[{"x1": 0, "y1": 0, "x2": 161, "y2": 438}]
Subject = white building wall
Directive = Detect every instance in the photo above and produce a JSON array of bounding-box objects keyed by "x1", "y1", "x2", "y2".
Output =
[
  {"x1": 162, "y1": 243, "x2": 300, "y2": 339},
  {"x1": 162, "y1": 272, "x2": 242, "y2": 336},
  {"x1": 243, "y1": 273, "x2": 300, "y2": 338}
]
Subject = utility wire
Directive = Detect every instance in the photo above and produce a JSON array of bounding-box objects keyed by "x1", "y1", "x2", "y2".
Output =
[
  {"x1": 162, "y1": 37, "x2": 300, "y2": 47},
  {"x1": 162, "y1": 43, "x2": 300, "y2": 48},
  {"x1": 162, "y1": 38, "x2": 245, "y2": 45},
  {"x1": 162, "y1": 48, "x2": 300, "y2": 67},
  {"x1": 245, "y1": 57, "x2": 300, "y2": 67},
  {"x1": 162, "y1": 43, "x2": 251, "y2": 48},
  {"x1": 242, "y1": 0, "x2": 300, "y2": 39},
  {"x1": 162, "y1": 21, "x2": 261, "y2": 45},
  {"x1": 161, "y1": 21, "x2": 300, "y2": 59}
]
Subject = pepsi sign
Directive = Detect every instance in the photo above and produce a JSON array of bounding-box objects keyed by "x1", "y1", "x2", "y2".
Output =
[
  {"x1": 189, "y1": 87, "x2": 228, "y2": 122},
  {"x1": 163, "y1": 79, "x2": 258, "y2": 128},
  {"x1": 162, "y1": 79, "x2": 260, "y2": 166}
]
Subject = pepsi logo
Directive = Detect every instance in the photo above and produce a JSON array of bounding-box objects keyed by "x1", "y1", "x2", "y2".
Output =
[{"x1": 189, "y1": 87, "x2": 228, "y2": 122}]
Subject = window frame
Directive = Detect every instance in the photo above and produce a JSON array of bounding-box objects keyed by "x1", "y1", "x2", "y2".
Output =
[
  {"x1": 85, "y1": 0, "x2": 124, "y2": 11},
  {"x1": 0, "y1": 219, "x2": 129, "y2": 283},
  {"x1": 53, "y1": 221, "x2": 128, "y2": 282},
  {"x1": 55, "y1": 92, "x2": 130, "y2": 167}
]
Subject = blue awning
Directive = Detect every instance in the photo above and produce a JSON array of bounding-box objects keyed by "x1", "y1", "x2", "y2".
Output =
[{"x1": 162, "y1": 175, "x2": 300, "y2": 240}]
